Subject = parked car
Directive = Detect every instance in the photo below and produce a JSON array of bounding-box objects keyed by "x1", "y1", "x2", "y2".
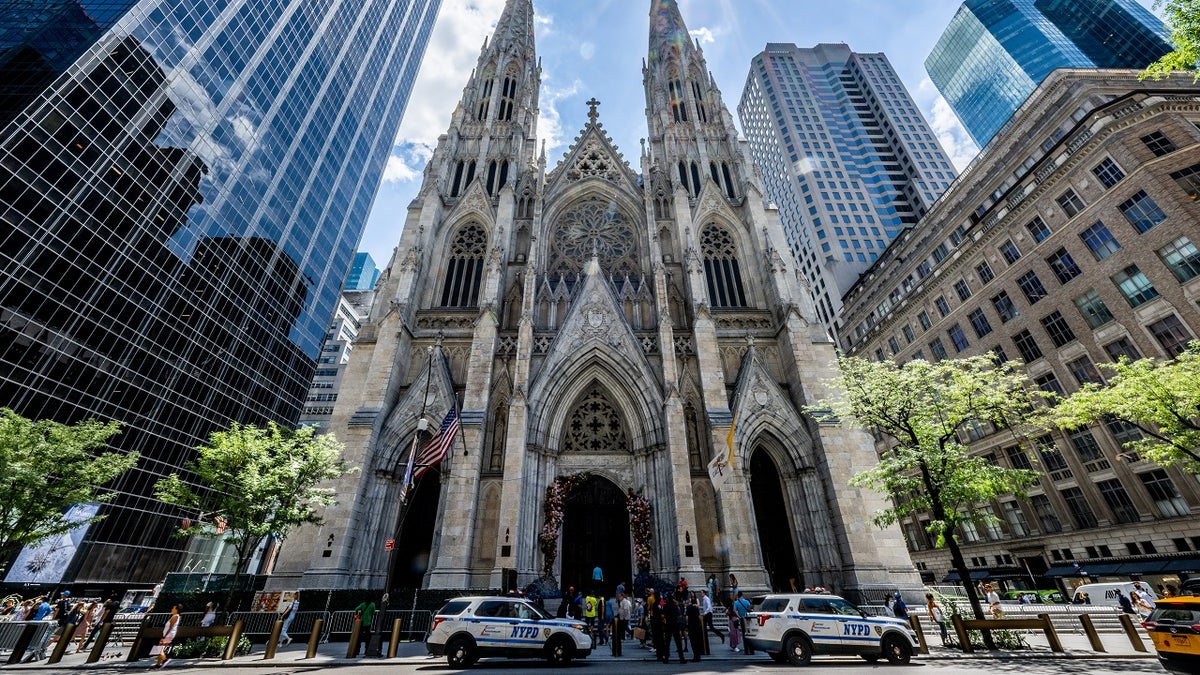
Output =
[
  {"x1": 744, "y1": 593, "x2": 920, "y2": 666},
  {"x1": 1143, "y1": 595, "x2": 1200, "y2": 673},
  {"x1": 425, "y1": 596, "x2": 592, "y2": 667},
  {"x1": 1071, "y1": 582, "x2": 1158, "y2": 604}
]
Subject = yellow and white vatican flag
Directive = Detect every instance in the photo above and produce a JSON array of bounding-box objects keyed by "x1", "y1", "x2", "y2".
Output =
[{"x1": 708, "y1": 415, "x2": 735, "y2": 490}]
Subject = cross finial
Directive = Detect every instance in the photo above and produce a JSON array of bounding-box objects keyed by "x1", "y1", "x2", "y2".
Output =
[{"x1": 586, "y1": 97, "x2": 601, "y2": 123}]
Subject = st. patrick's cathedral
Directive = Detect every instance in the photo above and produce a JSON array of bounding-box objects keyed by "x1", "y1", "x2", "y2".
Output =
[{"x1": 272, "y1": 0, "x2": 920, "y2": 600}]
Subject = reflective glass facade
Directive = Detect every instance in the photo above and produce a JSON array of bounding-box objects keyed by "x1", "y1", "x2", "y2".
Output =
[
  {"x1": 738, "y1": 43, "x2": 956, "y2": 337},
  {"x1": 346, "y1": 251, "x2": 380, "y2": 290},
  {"x1": 0, "y1": 0, "x2": 439, "y2": 585},
  {"x1": 927, "y1": 0, "x2": 1170, "y2": 146}
]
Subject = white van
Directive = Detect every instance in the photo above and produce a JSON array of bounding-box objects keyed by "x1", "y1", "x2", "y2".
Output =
[{"x1": 1071, "y1": 582, "x2": 1158, "y2": 604}]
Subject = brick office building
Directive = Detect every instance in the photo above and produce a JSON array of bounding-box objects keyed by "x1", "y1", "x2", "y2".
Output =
[{"x1": 838, "y1": 70, "x2": 1200, "y2": 592}]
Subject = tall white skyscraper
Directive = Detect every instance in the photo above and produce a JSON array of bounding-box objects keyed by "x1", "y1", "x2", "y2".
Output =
[{"x1": 739, "y1": 43, "x2": 958, "y2": 335}]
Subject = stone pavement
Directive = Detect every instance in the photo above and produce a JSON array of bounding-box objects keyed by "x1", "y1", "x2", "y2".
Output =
[{"x1": 3, "y1": 630, "x2": 1158, "y2": 670}]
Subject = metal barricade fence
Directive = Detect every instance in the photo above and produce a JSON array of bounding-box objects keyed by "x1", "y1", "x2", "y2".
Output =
[
  {"x1": 283, "y1": 611, "x2": 331, "y2": 643},
  {"x1": 904, "y1": 603, "x2": 1136, "y2": 639},
  {"x1": 227, "y1": 611, "x2": 281, "y2": 638}
]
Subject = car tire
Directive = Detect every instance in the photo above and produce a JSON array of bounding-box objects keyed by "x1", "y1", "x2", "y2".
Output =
[
  {"x1": 783, "y1": 633, "x2": 813, "y2": 667},
  {"x1": 446, "y1": 637, "x2": 476, "y2": 667},
  {"x1": 545, "y1": 636, "x2": 574, "y2": 665},
  {"x1": 768, "y1": 651, "x2": 788, "y2": 663},
  {"x1": 883, "y1": 634, "x2": 912, "y2": 665}
]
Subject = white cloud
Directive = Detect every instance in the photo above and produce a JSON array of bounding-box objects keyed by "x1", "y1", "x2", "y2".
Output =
[
  {"x1": 916, "y1": 77, "x2": 979, "y2": 172},
  {"x1": 689, "y1": 27, "x2": 716, "y2": 44},
  {"x1": 380, "y1": 142, "x2": 434, "y2": 184},
  {"x1": 538, "y1": 75, "x2": 583, "y2": 162},
  {"x1": 392, "y1": 0, "x2": 509, "y2": 149}
]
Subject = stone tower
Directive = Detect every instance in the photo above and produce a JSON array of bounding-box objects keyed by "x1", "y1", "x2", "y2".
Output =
[{"x1": 271, "y1": 0, "x2": 920, "y2": 601}]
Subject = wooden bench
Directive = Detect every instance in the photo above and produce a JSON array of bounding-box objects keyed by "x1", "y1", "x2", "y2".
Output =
[{"x1": 951, "y1": 613, "x2": 1063, "y2": 653}]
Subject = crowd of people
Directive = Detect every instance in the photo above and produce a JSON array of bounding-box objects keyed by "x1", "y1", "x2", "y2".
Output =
[
  {"x1": 549, "y1": 572, "x2": 757, "y2": 663},
  {"x1": 0, "y1": 591, "x2": 124, "y2": 653}
]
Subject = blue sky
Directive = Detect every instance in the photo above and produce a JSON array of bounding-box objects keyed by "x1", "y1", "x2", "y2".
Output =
[{"x1": 358, "y1": 0, "x2": 1162, "y2": 268}]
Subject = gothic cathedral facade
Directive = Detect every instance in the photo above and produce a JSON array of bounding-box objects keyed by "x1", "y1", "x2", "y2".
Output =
[{"x1": 272, "y1": 0, "x2": 920, "y2": 599}]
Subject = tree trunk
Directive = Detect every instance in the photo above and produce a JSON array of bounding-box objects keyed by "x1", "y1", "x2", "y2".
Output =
[{"x1": 945, "y1": 535, "x2": 997, "y2": 650}]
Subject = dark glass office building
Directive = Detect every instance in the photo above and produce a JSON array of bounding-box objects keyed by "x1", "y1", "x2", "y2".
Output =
[
  {"x1": 0, "y1": 0, "x2": 439, "y2": 586},
  {"x1": 927, "y1": 0, "x2": 1171, "y2": 146}
]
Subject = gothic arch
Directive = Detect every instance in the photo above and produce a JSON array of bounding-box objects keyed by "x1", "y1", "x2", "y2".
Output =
[
  {"x1": 529, "y1": 356, "x2": 664, "y2": 454},
  {"x1": 700, "y1": 222, "x2": 749, "y2": 309},
  {"x1": 729, "y1": 349, "x2": 816, "y2": 472},
  {"x1": 439, "y1": 223, "x2": 488, "y2": 307}
]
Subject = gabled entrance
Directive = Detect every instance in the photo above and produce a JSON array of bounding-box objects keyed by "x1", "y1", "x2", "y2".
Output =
[
  {"x1": 560, "y1": 475, "x2": 630, "y2": 594},
  {"x1": 750, "y1": 449, "x2": 801, "y2": 592}
]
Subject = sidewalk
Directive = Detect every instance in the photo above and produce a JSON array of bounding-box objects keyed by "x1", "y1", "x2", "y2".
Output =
[{"x1": 3, "y1": 630, "x2": 1158, "y2": 670}]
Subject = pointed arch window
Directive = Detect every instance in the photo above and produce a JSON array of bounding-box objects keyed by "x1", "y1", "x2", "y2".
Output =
[
  {"x1": 709, "y1": 162, "x2": 720, "y2": 185},
  {"x1": 691, "y1": 80, "x2": 707, "y2": 123},
  {"x1": 669, "y1": 78, "x2": 688, "y2": 122},
  {"x1": 498, "y1": 72, "x2": 518, "y2": 122},
  {"x1": 690, "y1": 162, "x2": 702, "y2": 197},
  {"x1": 486, "y1": 160, "x2": 509, "y2": 195},
  {"x1": 478, "y1": 77, "x2": 494, "y2": 120},
  {"x1": 451, "y1": 160, "x2": 476, "y2": 197},
  {"x1": 722, "y1": 162, "x2": 737, "y2": 199},
  {"x1": 441, "y1": 224, "x2": 488, "y2": 307},
  {"x1": 701, "y1": 224, "x2": 748, "y2": 308}
]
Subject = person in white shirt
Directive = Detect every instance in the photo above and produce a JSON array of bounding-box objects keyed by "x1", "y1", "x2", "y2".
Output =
[
  {"x1": 985, "y1": 585, "x2": 1002, "y2": 619},
  {"x1": 699, "y1": 590, "x2": 724, "y2": 643}
]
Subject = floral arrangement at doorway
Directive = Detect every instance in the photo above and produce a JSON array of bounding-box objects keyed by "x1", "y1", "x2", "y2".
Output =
[
  {"x1": 538, "y1": 473, "x2": 588, "y2": 579},
  {"x1": 626, "y1": 488, "x2": 652, "y2": 572}
]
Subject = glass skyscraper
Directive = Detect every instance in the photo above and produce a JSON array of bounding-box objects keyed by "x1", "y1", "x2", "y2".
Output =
[
  {"x1": 345, "y1": 251, "x2": 380, "y2": 290},
  {"x1": 0, "y1": 0, "x2": 439, "y2": 587},
  {"x1": 738, "y1": 43, "x2": 957, "y2": 337},
  {"x1": 927, "y1": 0, "x2": 1171, "y2": 146}
]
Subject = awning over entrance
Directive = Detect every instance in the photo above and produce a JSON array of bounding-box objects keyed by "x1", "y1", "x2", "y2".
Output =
[
  {"x1": 1163, "y1": 559, "x2": 1200, "y2": 574},
  {"x1": 1044, "y1": 559, "x2": 1200, "y2": 578},
  {"x1": 942, "y1": 570, "x2": 992, "y2": 582}
]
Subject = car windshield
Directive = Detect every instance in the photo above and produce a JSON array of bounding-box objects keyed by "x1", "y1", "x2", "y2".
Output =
[
  {"x1": 1150, "y1": 606, "x2": 1200, "y2": 624},
  {"x1": 436, "y1": 600, "x2": 471, "y2": 616},
  {"x1": 759, "y1": 598, "x2": 791, "y2": 612}
]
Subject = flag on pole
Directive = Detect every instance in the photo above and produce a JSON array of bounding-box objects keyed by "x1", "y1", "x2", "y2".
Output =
[
  {"x1": 398, "y1": 433, "x2": 420, "y2": 504},
  {"x1": 414, "y1": 407, "x2": 460, "y2": 479},
  {"x1": 726, "y1": 413, "x2": 737, "y2": 467}
]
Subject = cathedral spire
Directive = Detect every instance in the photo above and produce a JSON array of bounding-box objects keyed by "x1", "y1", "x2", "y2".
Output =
[
  {"x1": 490, "y1": 0, "x2": 536, "y2": 57},
  {"x1": 648, "y1": 0, "x2": 693, "y2": 61}
]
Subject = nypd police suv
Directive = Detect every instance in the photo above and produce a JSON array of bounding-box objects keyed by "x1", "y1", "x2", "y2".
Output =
[
  {"x1": 744, "y1": 593, "x2": 919, "y2": 666},
  {"x1": 426, "y1": 596, "x2": 593, "y2": 667}
]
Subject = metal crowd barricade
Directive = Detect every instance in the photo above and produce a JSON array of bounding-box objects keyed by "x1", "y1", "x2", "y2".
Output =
[
  {"x1": 379, "y1": 610, "x2": 432, "y2": 641},
  {"x1": 227, "y1": 611, "x2": 282, "y2": 640},
  {"x1": 326, "y1": 611, "x2": 358, "y2": 641},
  {"x1": 0, "y1": 621, "x2": 56, "y2": 663},
  {"x1": 284, "y1": 611, "x2": 331, "y2": 644}
]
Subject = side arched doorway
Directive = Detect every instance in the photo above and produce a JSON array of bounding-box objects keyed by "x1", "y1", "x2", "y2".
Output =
[
  {"x1": 390, "y1": 471, "x2": 441, "y2": 591},
  {"x1": 561, "y1": 475, "x2": 631, "y2": 594},
  {"x1": 750, "y1": 449, "x2": 801, "y2": 592}
]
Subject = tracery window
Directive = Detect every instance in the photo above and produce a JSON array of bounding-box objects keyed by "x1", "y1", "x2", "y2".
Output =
[
  {"x1": 548, "y1": 195, "x2": 638, "y2": 279},
  {"x1": 563, "y1": 385, "x2": 628, "y2": 454},
  {"x1": 701, "y1": 224, "x2": 748, "y2": 308},
  {"x1": 450, "y1": 160, "x2": 475, "y2": 197},
  {"x1": 691, "y1": 80, "x2": 707, "y2": 123},
  {"x1": 441, "y1": 224, "x2": 487, "y2": 307},
  {"x1": 477, "y1": 77, "x2": 494, "y2": 120},
  {"x1": 486, "y1": 160, "x2": 509, "y2": 195},
  {"x1": 669, "y1": 78, "x2": 688, "y2": 122},
  {"x1": 498, "y1": 72, "x2": 518, "y2": 122}
]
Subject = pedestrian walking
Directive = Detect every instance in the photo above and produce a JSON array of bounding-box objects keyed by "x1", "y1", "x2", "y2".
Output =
[
  {"x1": 706, "y1": 573, "x2": 719, "y2": 603},
  {"x1": 604, "y1": 595, "x2": 616, "y2": 647},
  {"x1": 725, "y1": 597, "x2": 741, "y2": 652},
  {"x1": 151, "y1": 604, "x2": 181, "y2": 668},
  {"x1": 733, "y1": 591, "x2": 754, "y2": 655},
  {"x1": 70, "y1": 602, "x2": 94, "y2": 650},
  {"x1": 647, "y1": 590, "x2": 668, "y2": 663},
  {"x1": 728, "y1": 573, "x2": 739, "y2": 602},
  {"x1": 279, "y1": 597, "x2": 298, "y2": 645},
  {"x1": 985, "y1": 584, "x2": 1003, "y2": 619},
  {"x1": 615, "y1": 593, "x2": 630, "y2": 656},
  {"x1": 686, "y1": 593, "x2": 704, "y2": 661},
  {"x1": 633, "y1": 597, "x2": 646, "y2": 647},
  {"x1": 925, "y1": 593, "x2": 948, "y2": 645},
  {"x1": 700, "y1": 588, "x2": 724, "y2": 644},
  {"x1": 1131, "y1": 590, "x2": 1155, "y2": 620},
  {"x1": 664, "y1": 591, "x2": 686, "y2": 664},
  {"x1": 200, "y1": 602, "x2": 218, "y2": 627},
  {"x1": 583, "y1": 591, "x2": 599, "y2": 643},
  {"x1": 80, "y1": 598, "x2": 119, "y2": 652},
  {"x1": 892, "y1": 592, "x2": 909, "y2": 621},
  {"x1": 353, "y1": 599, "x2": 376, "y2": 656}
]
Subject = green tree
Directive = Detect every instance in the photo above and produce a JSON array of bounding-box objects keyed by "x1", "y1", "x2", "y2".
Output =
[
  {"x1": 0, "y1": 408, "x2": 133, "y2": 562},
  {"x1": 1051, "y1": 343, "x2": 1200, "y2": 473},
  {"x1": 1143, "y1": 0, "x2": 1200, "y2": 80},
  {"x1": 155, "y1": 422, "x2": 353, "y2": 608},
  {"x1": 811, "y1": 355, "x2": 1044, "y2": 632}
]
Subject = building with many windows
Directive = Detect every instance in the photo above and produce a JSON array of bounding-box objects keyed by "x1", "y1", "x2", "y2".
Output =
[
  {"x1": 346, "y1": 251, "x2": 382, "y2": 291},
  {"x1": 271, "y1": 0, "x2": 920, "y2": 601},
  {"x1": 927, "y1": 0, "x2": 1171, "y2": 147},
  {"x1": 299, "y1": 290, "x2": 373, "y2": 429},
  {"x1": 838, "y1": 70, "x2": 1200, "y2": 590},
  {"x1": 0, "y1": 0, "x2": 439, "y2": 588},
  {"x1": 738, "y1": 43, "x2": 957, "y2": 337}
]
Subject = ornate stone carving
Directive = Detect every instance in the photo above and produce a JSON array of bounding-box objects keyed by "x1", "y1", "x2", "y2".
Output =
[
  {"x1": 562, "y1": 385, "x2": 629, "y2": 454},
  {"x1": 548, "y1": 195, "x2": 639, "y2": 279}
]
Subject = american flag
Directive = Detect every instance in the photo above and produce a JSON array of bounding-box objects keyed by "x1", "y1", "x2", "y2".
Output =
[{"x1": 414, "y1": 407, "x2": 459, "y2": 479}]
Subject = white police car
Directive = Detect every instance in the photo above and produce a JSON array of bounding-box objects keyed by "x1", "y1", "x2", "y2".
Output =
[
  {"x1": 744, "y1": 593, "x2": 919, "y2": 666},
  {"x1": 426, "y1": 596, "x2": 593, "y2": 667}
]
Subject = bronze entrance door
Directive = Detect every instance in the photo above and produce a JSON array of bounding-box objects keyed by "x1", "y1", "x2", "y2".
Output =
[{"x1": 561, "y1": 475, "x2": 631, "y2": 594}]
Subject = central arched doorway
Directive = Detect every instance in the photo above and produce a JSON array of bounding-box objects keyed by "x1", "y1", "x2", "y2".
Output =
[
  {"x1": 750, "y1": 449, "x2": 801, "y2": 592},
  {"x1": 390, "y1": 471, "x2": 441, "y2": 591},
  {"x1": 561, "y1": 475, "x2": 631, "y2": 594}
]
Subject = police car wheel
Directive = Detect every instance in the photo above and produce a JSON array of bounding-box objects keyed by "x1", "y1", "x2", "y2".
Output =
[
  {"x1": 882, "y1": 635, "x2": 912, "y2": 665},
  {"x1": 446, "y1": 637, "x2": 476, "y2": 667},
  {"x1": 545, "y1": 636, "x2": 574, "y2": 664},
  {"x1": 783, "y1": 634, "x2": 813, "y2": 667}
]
